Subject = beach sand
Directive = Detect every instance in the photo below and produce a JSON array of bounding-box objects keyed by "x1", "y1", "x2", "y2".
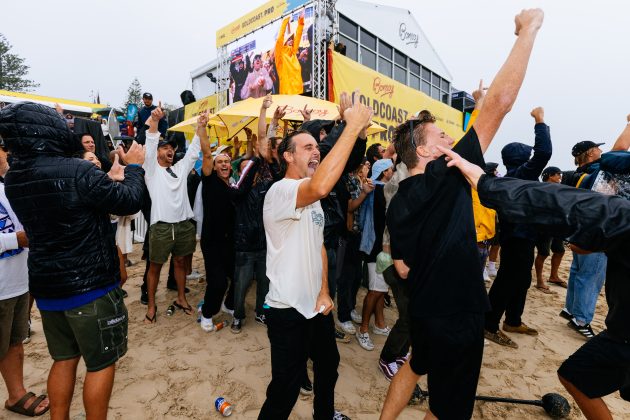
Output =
[{"x1": 3, "y1": 244, "x2": 630, "y2": 419}]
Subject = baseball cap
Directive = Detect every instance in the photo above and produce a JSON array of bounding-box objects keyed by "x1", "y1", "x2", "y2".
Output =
[
  {"x1": 157, "y1": 138, "x2": 178, "y2": 150},
  {"x1": 571, "y1": 141, "x2": 604, "y2": 157},
  {"x1": 370, "y1": 158, "x2": 394, "y2": 181},
  {"x1": 213, "y1": 144, "x2": 232, "y2": 158},
  {"x1": 541, "y1": 166, "x2": 562, "y2": 181},
  {"x1": 142, "y1": 92, "x2": 153, "y2": 100}
]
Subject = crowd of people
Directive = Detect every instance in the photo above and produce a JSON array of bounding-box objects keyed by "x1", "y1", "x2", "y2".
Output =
[{"x1": 0, "y1": 7, "x2": 629, "y2": 420}]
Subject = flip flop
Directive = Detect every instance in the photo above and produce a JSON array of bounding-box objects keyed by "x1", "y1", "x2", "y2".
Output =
[
  {"x1": 549, "y1": 279, "x2": 568, "y2": 288},
  {"x1": 5, "y1": 391, "x2": 49, "y2": 417},
  {"x1": 173, "y1": 301, "x2": 194, "y2": 315},
  {"x1": 535, "y1": 285, "x2": 554, "y2": 294},
  {"x1": 144, "y1": 306, "x2": 157, "y2": 324}
]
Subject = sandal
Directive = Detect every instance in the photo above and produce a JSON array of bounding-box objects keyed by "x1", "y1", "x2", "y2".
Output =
[
  {"x1": 144, "y1": 306, "x2": 157, "y2": 324},
  {"x1": 173, "y1": 301, "x2": 193, "y2": 315},
  {"x1": 549, "y1": 279, "x2": 568, "y2": 288},
  {"x1": 535, "y1": 285, "x2": 554, "y2": 294},
  {"x1": 5, "y1": 391, "x2": 49, "y2": 417}
]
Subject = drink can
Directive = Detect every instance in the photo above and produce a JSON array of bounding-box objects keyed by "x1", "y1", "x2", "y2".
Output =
[{"x1": 215, "y1": 397, "x2": 232, "y2": 416}]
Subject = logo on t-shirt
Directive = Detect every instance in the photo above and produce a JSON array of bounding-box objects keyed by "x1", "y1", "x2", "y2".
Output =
[
  {"x1": 0, "y1": 201, "x2": 23, "y2": 260},
  {"x1": 311, "y1": 210, "x2": 324, "y2": 227}
]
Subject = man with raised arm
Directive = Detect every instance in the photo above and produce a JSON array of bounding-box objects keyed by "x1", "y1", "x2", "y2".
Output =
[
  {"x1": 258, "y1": 92, "x2": 372, "y2": 420},
  {"x1": 380, "y1": 9, "x2": 544, "y2": 420}
]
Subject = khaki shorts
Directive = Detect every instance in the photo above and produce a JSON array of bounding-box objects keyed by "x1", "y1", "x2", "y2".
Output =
[
  {"x1": 149, "y1": 220, "x2": 197, "y2": 264},
  {"x1": 0, "y1": 292, "x2": 29, "y2": 359},
  {"x1": 40, "y1": 288, "x2": 127, "y2": 372}
]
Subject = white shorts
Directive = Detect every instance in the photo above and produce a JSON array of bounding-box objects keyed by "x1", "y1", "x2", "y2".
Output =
[{"x1": 367, "y1": 262, "x2": 389, "y2": 292}]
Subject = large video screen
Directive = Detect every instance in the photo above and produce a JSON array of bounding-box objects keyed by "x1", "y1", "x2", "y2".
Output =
[{"x1": 227, "y1": 4, "x2": 314, "y2": 104}]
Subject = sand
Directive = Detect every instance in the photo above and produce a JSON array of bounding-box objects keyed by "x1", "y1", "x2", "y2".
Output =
[{"x1": 3, "y1": 244, "x2": 630, "y2": 419}]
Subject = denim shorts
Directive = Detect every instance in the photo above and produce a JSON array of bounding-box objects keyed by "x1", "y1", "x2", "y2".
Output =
[{"x1": 40, "y1": 288, "x2": 128, "y2": 372}]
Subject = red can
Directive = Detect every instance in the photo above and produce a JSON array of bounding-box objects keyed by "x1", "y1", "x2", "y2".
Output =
[{"x1": 215, "y1": 397, "x2": 232, "y2": 416}]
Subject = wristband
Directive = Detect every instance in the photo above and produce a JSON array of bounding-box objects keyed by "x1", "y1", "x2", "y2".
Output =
[{"x1": 126, "y1": 163, "x2": 141, "y2": 168}]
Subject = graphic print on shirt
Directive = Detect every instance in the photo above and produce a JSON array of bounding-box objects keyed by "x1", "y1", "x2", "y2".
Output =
[
  {"x1": 0, "y1": 201, "x2": 23, "y2": 260},
  {"x1": 311, "y1": 210, "x2": 324, "y2": 227}
]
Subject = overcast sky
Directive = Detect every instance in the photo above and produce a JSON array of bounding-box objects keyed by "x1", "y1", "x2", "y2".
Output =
[{"x1": 3, "y1": 0, "x2": 630, "y2": 170}]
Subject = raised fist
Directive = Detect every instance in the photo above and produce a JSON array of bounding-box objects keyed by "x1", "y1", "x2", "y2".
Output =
[{"x1": 515, "y1": 8, "x2": 544, "y2": 36}]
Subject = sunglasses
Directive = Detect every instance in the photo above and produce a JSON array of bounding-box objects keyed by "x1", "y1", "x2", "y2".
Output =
[{"x1": 166, "y1": 167, "x2": 178, "y2": 178}]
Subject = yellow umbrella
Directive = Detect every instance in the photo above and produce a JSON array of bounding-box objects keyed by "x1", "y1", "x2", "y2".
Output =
[
  {"x1": 168, "y1": 114, "x2": 228, "y2": 137},
  {"x1": 210, "y1": 95, "x2": 386, "y2": 138}
]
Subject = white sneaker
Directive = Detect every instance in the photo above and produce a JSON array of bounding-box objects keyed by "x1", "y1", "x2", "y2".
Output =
[
  {"x1": 186, "y1": 270, "x2": 203, "y2": 281},
  {"x1": 351, "y1": 309, "x2": 362, "y2": 324},
  {"x1": 487, "y1": 265, "x2": 498, "y2": 278},
  {"x1": 483, "y1": 268, "x2": 491, "y2": 282},
  {"x1": 221, "y1": 302, "x2": 234, "y2": 317},
  {"x1": 372, "y1": 325, "x2": 391, "y2": 336},
  {"x1": 356, "y1": 331, "x2": 374, "y2": 351},
  {"x1": 200, "y1": 315, "x2": 215, "y2": 332},
  {"x1": 338, "y1": 320, "x2": 356, "y2": 335}
]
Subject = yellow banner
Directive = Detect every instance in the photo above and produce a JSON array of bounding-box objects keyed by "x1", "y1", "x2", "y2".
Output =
[
  {"x1": 183, "y1": 95, "x2": 218, "y2": 120},
  {"x1": 216, "y1": 0, "x2": 310, "y2": 48},
  {"x1": 331, "y1": 52, "x2": 464, "y2": 143}
]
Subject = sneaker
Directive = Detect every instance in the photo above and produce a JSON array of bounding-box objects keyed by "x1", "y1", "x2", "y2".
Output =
[
  {"x1": 502, "y1": 322, "x2": 538, "y2": 336},
  {"x1": 22, "y1": 320, "x2": 31, "y2": 345},
  {"x1": 484, "y1": 329, "x2": 518, "y2": 349},
  {"x1": 356, "y1": 331, "x2": 374, "y2": 351},
  {"x1": 186, "y1": 270, "x2": 203, "y2": 281},
  {"x1": 332, "y1": 411, "x2": 350, "y2": 420},
  {"x1": 487, "y1": 265, "x2": 498, "y2": 278},
  {"x1": 125, "y1": 259, "x2": 135, "y2": 267},
  {"x1": 338, "y1": 320, "x2": 356, "y2": 335},
  {"x1": 395, "y1": 353, "x2": 410, "y2": 366},
  {"x1": 408, "y1": 384, "x2": 427, "y2": 405},
  {"x1": 350, "y1": 309, "x2": 362, "y2": 324},
  {"x1": 384, "y1": 293, "x2": 392, "y2": 308},
  {"x1": 335, "y1": 328, "x2": 351, "y2": 343},
  {"x1": 300, "y1": 377, "x2": 313, "y2": 396},
  {"x1": 121, "y1": 289, "x2": 128, "y2": 298},
  {"x1": 255, "y1": 313, "x2": 267, "y2": 326},
  {"x1": 559, "y1": 308, "x2": 573, "y2": 321},
  {"x1": 200, "y1": 315, "x2": 215, "y2": 332},
  {"x1": 140, "y1": 289, "x2": 148, "y2": 305},
  {"x1": 372, "y1": 325, "x2": 391, "y2": 336},
  {"x1": 221, "y1": 302, "x2": 234, "y2": 317},
  {"x1": 231, "y1": 318, "x2": 243, "y2": 334},
  {"x1": 567, "y1": 319, "x2": 595, "y2": 339},
  {"x1": 483, "y1": 268, "x2": 491, "y2": 282},
  {"x1": 378, "y1": 358, "x2": 399, "y2": 381}
]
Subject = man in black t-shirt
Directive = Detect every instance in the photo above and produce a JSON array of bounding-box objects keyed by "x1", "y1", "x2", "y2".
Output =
[{"x1": 380, "y1": 9, "x2": 544, "y2": 420}]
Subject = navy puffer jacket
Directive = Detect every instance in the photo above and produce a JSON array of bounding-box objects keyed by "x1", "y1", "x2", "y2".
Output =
[{"x1": 1, "y1": 102, "x2": 146, "y2": 299}]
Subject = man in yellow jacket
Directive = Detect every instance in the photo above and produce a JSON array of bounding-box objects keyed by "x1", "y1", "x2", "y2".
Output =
[{"x1": 274, "y1": 12, "x2": 305, "y2": 95}]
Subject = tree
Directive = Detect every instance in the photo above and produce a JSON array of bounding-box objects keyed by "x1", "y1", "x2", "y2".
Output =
[
  {"x1": 123, "y1": 77, "x2": 142, "y2": 110},
  {"x1": 0, "y1": 34, "x2": 39, "y2": 92}
]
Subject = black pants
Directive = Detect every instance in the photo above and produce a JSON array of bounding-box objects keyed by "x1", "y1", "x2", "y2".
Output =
[
  {"x1": 201, "y1": 244, "x2": 235, "y2": 318},
  {"x1": 337, "y1": 233, "x2": 362, "y2": 323},
  {"x1": 485, "y1": 237, "x2": 536, "y2": 332},
  {"x1": 259, "y1": 308, "x2": 340, "y2": 420},
  {"x1": 380, "y1": 265, "x2": 411, "y2": 362}
]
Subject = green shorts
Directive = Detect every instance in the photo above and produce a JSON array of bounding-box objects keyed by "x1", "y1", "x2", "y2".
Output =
[
  {"x1": 149, "y1": 220, "x2": 197, "y2": 264},
  {"x1": 40, "y1": 288, "x2": 128, "y2": 372},
  {"x1": 0, "y1": 292, "x2": 29, "y2": 359}
]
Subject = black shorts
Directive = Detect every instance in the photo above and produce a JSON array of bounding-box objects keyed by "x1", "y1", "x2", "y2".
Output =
[
  {"x1": 558, "y1": 331, "x2": 630, "y2": 401},
  {"x1": 535, "y1": 236, "x2": 565, "y2": 257},
  {"x1": 409, "y1": 312, "x2": 484, "y2": 419}
]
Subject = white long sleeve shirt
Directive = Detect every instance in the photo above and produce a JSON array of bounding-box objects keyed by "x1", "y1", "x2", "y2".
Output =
[
  {"x1": 143, "y1": 132, "x2": 201, "y2": 225},
  {"x1": 0, "y1": 182, "x2": 29, "y2": 300}
]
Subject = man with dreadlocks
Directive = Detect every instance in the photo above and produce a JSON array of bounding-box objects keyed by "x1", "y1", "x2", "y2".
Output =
[{"x1": 380, "y1": 9, "x2": 544, "y2": 420}]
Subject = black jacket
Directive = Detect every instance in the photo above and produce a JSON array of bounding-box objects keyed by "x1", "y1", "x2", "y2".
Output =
[{"x1": 0, "y1": 102, "x2": 145, "y2": 299}]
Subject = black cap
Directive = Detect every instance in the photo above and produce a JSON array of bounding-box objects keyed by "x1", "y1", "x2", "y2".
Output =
[
  {"x1": 541, "y1": 166, "x2": 562, "y2": 181},
  {"x1": 142, "y1": 92, "x2": 153, "y2": 100},
  {"x1": 571, "y1": 141, "x2": 604, "y2": 157},
  {"x1": 157, "y1": 138, "x2": 178, "y2": 150}
]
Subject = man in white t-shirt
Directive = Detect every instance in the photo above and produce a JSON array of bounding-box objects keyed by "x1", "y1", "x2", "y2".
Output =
[
  {"x1": 258, "y1": 92, "x2": 373, "y2": 420},
  {"x1": 0, "y1": 143, "x2": 49, "y2": 416},
  {"x1": 143, "y1": 105, "x2": 200, "y2": 323}
]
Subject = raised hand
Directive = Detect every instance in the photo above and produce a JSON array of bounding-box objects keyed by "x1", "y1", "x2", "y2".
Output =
[
  {"x1": 362, "y1": 178, "x2": 375, "y2": 194},
  {"x1": 472, "y1": 79, "x2": 488, "y2": 110},
  {"x1": 337, "y1": 91, "x2": 353, "y2": 120},
  {"x1": 107, "y1": 154, "x2": 126, "y2": 182},
  {"x1": 119, "y1": 140, "x2": 146, "y2": 166},
  {"x1": 299, "y1": 104, "x2": 313, "y2": 121},
  {"x1": 273, "y1": 105, "x2": 287, "y2": 120},
  {"x1": 530, "y1": 106, "x2": 544, "y2": 123},
  {"x1": 515, "y1": 8, "x2": 544, "y2": 36},
  {"x1": 343, "y1": 91, "x2": 373, "y2": 131},
  {"x1": 196, "y1": 112, "x2": 209, "y2": 139},
  {"x1": 54, "y1": 103, "x2": 63, "y2": 115},
  {"x1": 147, "y1": 102, "x2": 164, "y2": 133},
  {"x1": 262, "y1": 94, "x2": 273, "y2": 110}
]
